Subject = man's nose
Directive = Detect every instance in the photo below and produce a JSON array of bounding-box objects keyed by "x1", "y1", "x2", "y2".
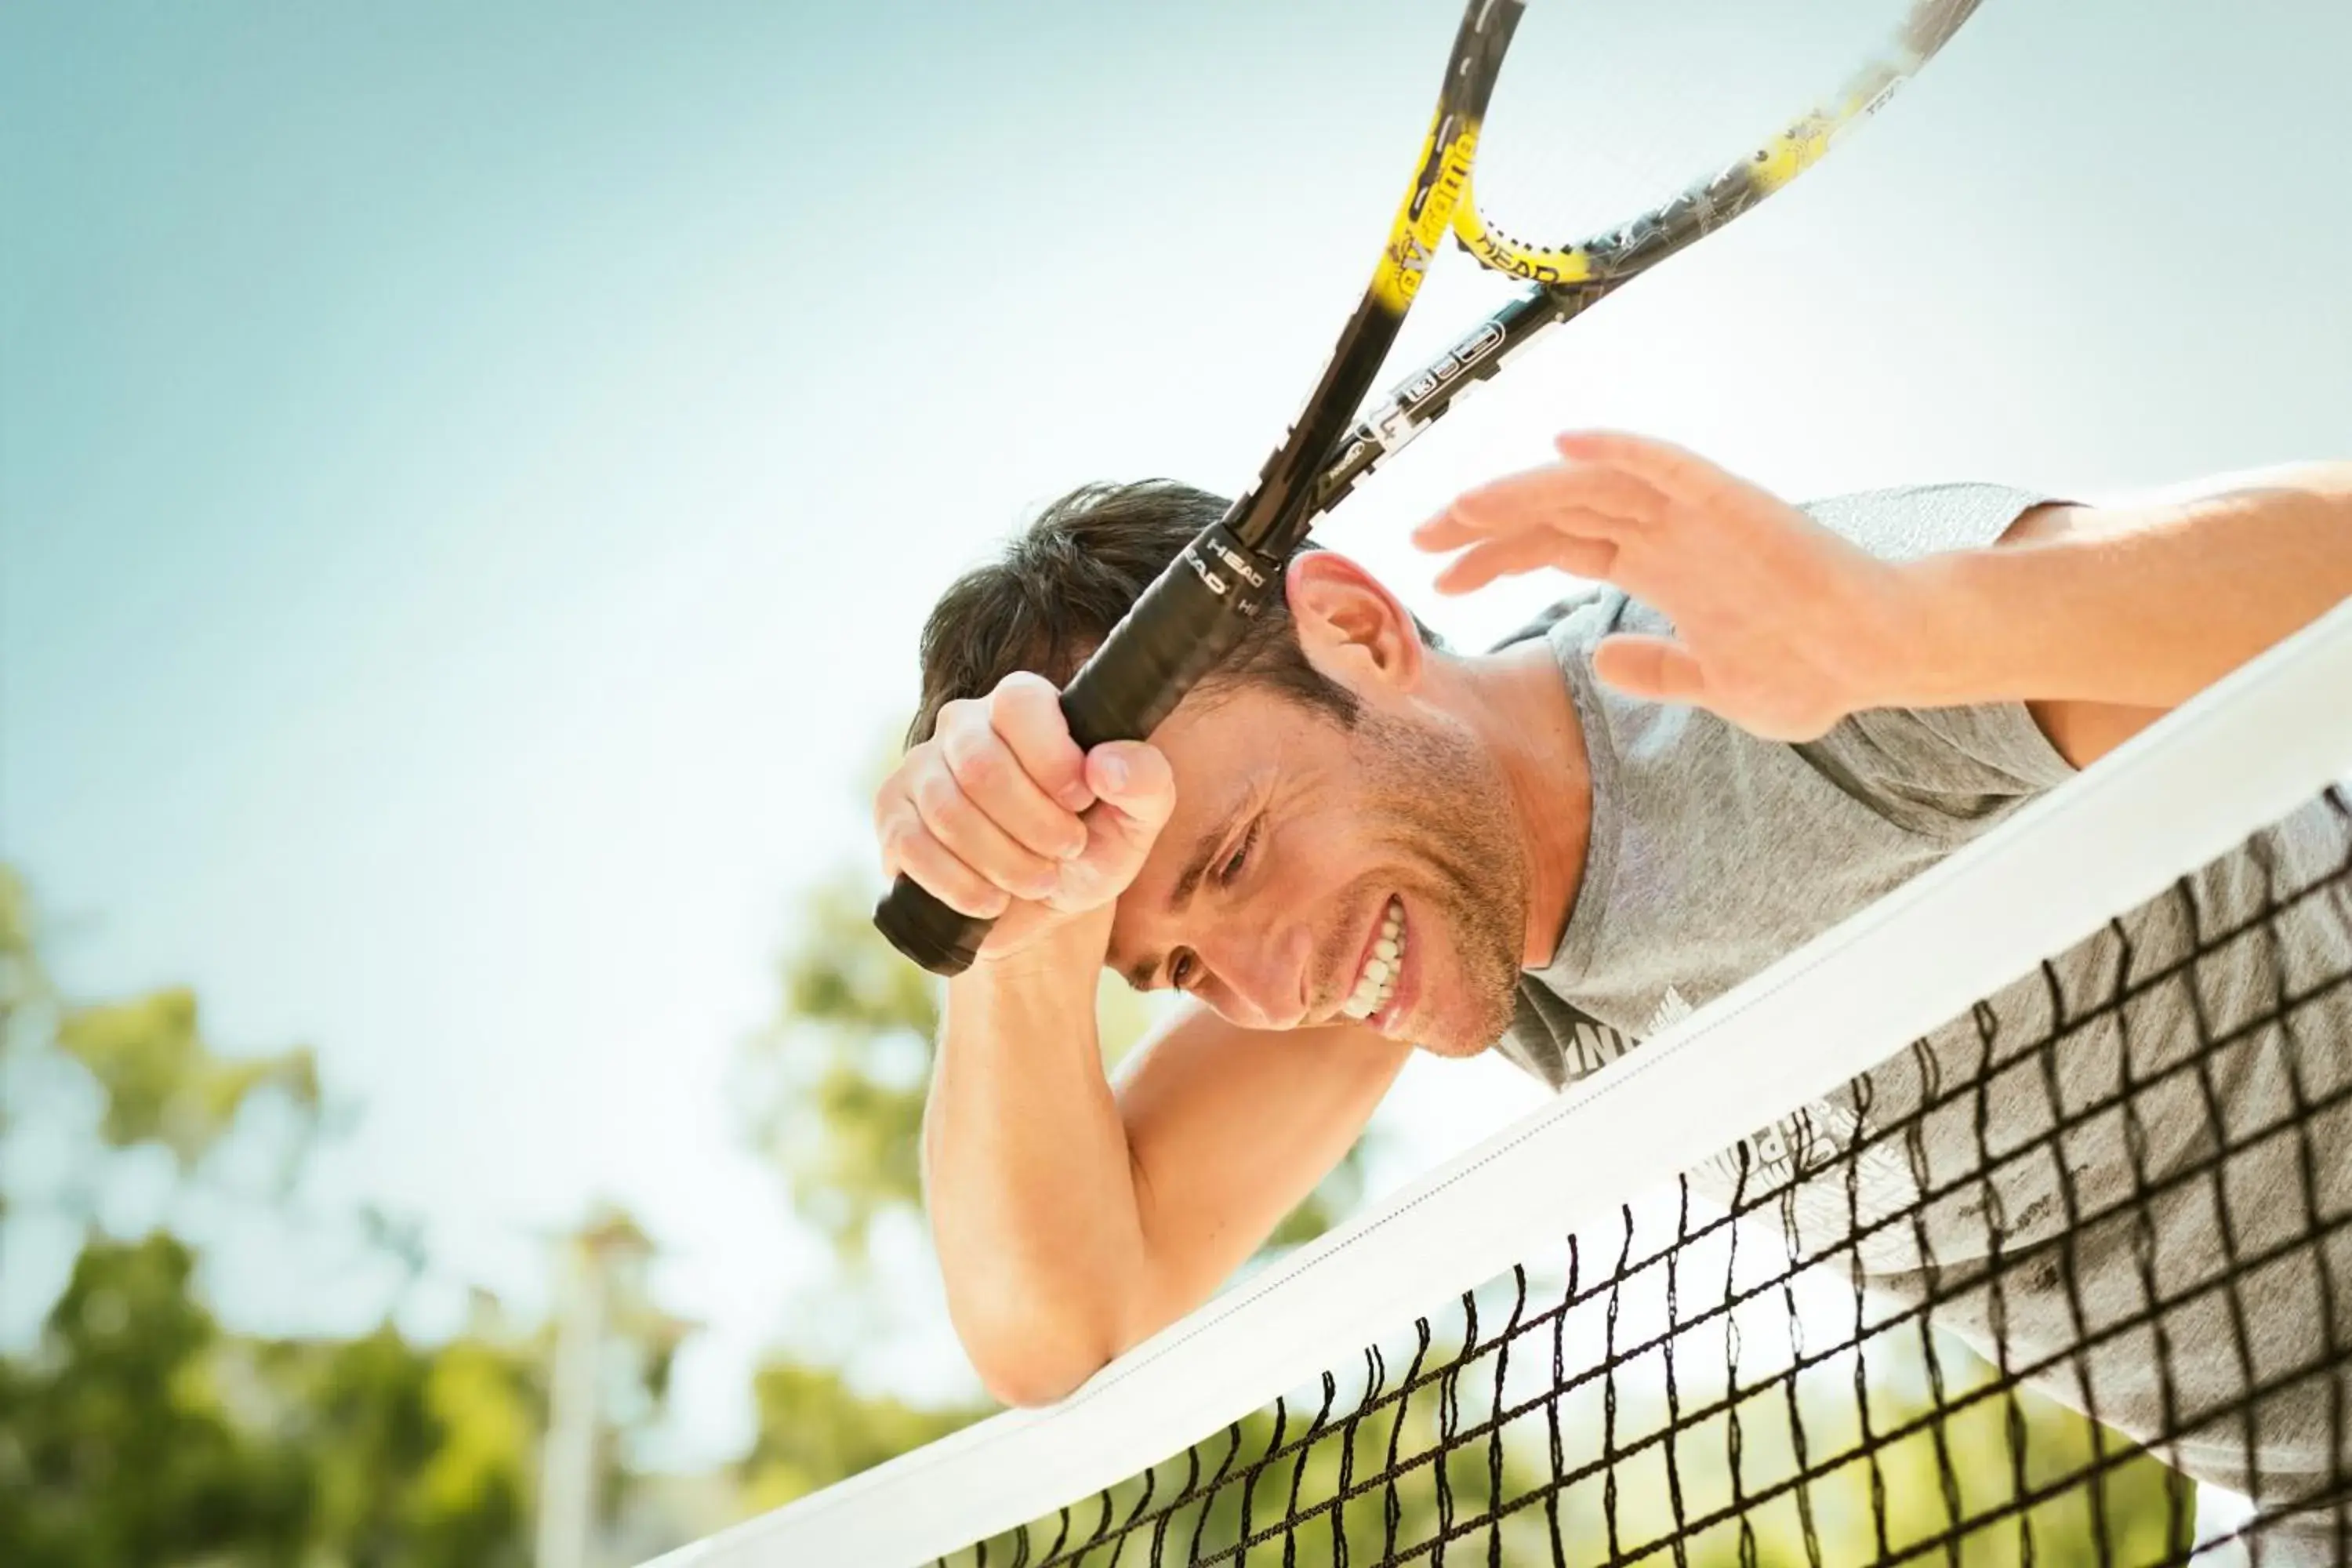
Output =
[{"x1": 1206, "y1": 924, "x2": 1311, "y2": 1031}]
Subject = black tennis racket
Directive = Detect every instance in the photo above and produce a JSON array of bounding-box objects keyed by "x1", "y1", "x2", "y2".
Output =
[{"x1": 877, "y1": 0, "x2": 1984, "y2": 976}]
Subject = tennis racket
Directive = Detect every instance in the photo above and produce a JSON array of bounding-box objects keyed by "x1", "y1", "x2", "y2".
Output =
[{"x1": 877, "y1": 0, "x2": 1984, "y2": 976}]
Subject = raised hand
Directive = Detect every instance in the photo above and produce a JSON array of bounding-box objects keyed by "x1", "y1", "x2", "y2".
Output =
[{"x1": 1413, "y1": 430, "x2": 1926, "y2": 742}]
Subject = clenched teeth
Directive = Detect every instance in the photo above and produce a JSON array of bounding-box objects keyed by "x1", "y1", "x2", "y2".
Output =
[{"x1": 1341, "y1": 900, "x2": 1406, "y2": 1021}]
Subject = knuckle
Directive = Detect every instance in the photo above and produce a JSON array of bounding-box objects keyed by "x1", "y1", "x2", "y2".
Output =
[
  {"x1": 872, "y1": 773, "x2": 916, "y2": 829},
  {"x1": 876, "y1": 744, "x2": 932, "y2": 808},
  {"x1": 928, "y1": 791, "x2": 977, "y2": 841},
  {"x1": 875, "y1": 821, "x2": 925, "y2": 877},
  {"x1": 943, "y1": 731, "x2": 1004, "y2": 793},
  {"x1": 875, "y1": 811, "x2": 926, "y2": 857},
  {"x1": 935, "y1": 695, "x2": 986, "y2": 738},
  {"x1": 994, "y1": 673, "x2": 1073, "y2": 738},
  {"x1": 910, "y1": 767, "x2": 966, "y2": 827},
  {"x1": 996, "y1": 670, "x2": 1058, "y2": 705}
]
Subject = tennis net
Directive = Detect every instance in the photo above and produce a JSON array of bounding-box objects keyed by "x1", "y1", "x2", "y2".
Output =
[{"x1": 657, "y1": 597, "x2": 2352, "y2": 1568}]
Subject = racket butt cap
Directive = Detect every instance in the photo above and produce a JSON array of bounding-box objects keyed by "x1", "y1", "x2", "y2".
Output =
[{"x1": 875, "y1": 874, "x2": 985, "y2": 977}]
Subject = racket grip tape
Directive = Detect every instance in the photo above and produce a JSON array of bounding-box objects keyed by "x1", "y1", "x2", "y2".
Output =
[{"x1": 873, "y1": 524, "x2": 1284, "y2": 975}]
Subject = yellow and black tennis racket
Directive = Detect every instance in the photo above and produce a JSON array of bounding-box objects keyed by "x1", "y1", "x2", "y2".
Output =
[{"x1": 878, "y1": 0, "x2": 1984, "y2": 975}]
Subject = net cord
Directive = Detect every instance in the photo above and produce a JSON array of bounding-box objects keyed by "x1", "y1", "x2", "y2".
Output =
[{"x1": 648, "y1": 596, "x2": 2352, "y2": 1568}]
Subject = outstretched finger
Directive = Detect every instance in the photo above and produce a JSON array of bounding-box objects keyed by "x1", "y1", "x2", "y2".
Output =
[
  {"x1": 1417, "y1": 462, "x2": 1667, "y2": 550},
  {"x1": 1552, "y1": 430, "x2": 1751, "y2": 511},
  {"x1": 1432, "y1": 526, "x2": 1618, "y2": 594},
  {"x1": 1592, "y1": 632, "x2": 1709, "y2": 706},
  {"x1": 1410, "y1": 463, "x2": 1571, "y2": 549}
]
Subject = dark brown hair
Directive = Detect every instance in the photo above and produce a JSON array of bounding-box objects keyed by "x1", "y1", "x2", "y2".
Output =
[{"x1": 908, "y1": 480, "x2": 1431, "y2": 749}]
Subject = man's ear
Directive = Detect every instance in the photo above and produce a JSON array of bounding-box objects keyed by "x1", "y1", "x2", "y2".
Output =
[{"x1": 1284, "y1": 551, "x2": 1427, "y2": 693}]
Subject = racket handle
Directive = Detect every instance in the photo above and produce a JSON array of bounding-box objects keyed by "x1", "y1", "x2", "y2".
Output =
[
  {"x1": 873, "y1": 523, "x2": 1283, "y2": 976},
  {"x1": 873, "y1": 873, "x2": 989, "y2": 976}
]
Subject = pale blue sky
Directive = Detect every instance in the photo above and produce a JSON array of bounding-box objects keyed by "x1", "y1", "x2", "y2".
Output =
[{"x1": 5, "y1": 0, "x2": 2347, "y2": 1466}]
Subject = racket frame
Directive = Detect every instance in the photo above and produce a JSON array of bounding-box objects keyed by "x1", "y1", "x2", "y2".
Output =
[{"x1": 874, "y1": 0, "x2": 1984, "y2": 976}]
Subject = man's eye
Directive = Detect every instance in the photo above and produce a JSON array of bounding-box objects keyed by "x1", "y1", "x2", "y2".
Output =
[
  {"x1": 1218, "y1": 819, "x2": 1262, "y2": 886},
  {"x1": 1170, "y1": 953, "x2": 1196, "y2": 990}
]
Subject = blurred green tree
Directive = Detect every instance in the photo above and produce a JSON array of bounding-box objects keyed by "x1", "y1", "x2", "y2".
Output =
[
  {"x1": 735, "y1": 1358, "x2": 986, "y2": 1516},
  {"x1": 0, "y1": 866, "x2": 681, "y2": 1566},
  {"x1": 0, "y1": 1232, "x2": 311, "y2": 1566}
]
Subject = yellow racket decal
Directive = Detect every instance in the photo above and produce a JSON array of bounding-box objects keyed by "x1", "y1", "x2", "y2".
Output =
[
  {"x1": 1751, "y1": 66, "x2": 1907, "y2": 189},
  {"x1": 1370, "y1": 123, "x2": 1483, "y2": 312},
  {"x1": 1451, "y1": 176, "x2": 1598, "y2": 288}
]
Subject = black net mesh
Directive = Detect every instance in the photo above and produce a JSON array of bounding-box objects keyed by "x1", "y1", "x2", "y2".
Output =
[{"x1": 939, "y1": 786, "x2": 2352, "y2": 1568}]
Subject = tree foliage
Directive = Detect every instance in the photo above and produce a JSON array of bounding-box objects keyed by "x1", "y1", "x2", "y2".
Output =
[
  {"x1": 737, "y1": 1358, "x2": 986, "y2": 1517},
  {"x1": 0, "y1": 866, "x2": 670, "y2": 1566},
  {"x1": 0, "y1": 1233, "x2": 310, "y2": 1566},
  {"x1": 0, "y1": 1232, "x2": 547, "y2": 1568}
]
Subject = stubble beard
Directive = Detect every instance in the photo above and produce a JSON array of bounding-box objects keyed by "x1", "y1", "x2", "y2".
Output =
[{"x1": 1352, "y1": 707, "x2": 1529, "y2": 1058}]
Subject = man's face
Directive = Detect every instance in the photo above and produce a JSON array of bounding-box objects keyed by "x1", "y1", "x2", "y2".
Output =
[{"x1": 1104, "y1": 676, "x2": 1528, "y2": 1058}]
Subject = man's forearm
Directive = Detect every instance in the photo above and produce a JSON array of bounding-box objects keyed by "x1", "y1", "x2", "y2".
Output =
[
  {"x1": 1902, "y1": 463, "x2": 2352, "y2": 713},
  {"x1": 923, "y1": 906, "x2": 1152, "y2": 1406}
]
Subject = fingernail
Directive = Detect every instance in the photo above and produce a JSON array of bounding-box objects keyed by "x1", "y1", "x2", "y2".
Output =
[{"x1": 1098, "y1": 753, "x2": 1128, "y2": 792}]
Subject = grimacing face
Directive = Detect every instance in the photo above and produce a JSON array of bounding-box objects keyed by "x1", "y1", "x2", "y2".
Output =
[{"x1": 1102, "y1": 583, "x2": 1530, "y2": 1058}]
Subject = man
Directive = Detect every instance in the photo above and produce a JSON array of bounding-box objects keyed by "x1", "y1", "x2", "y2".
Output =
[{"x1": 872, "y1": 432, "x2": 2352, "y2": 1554}]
